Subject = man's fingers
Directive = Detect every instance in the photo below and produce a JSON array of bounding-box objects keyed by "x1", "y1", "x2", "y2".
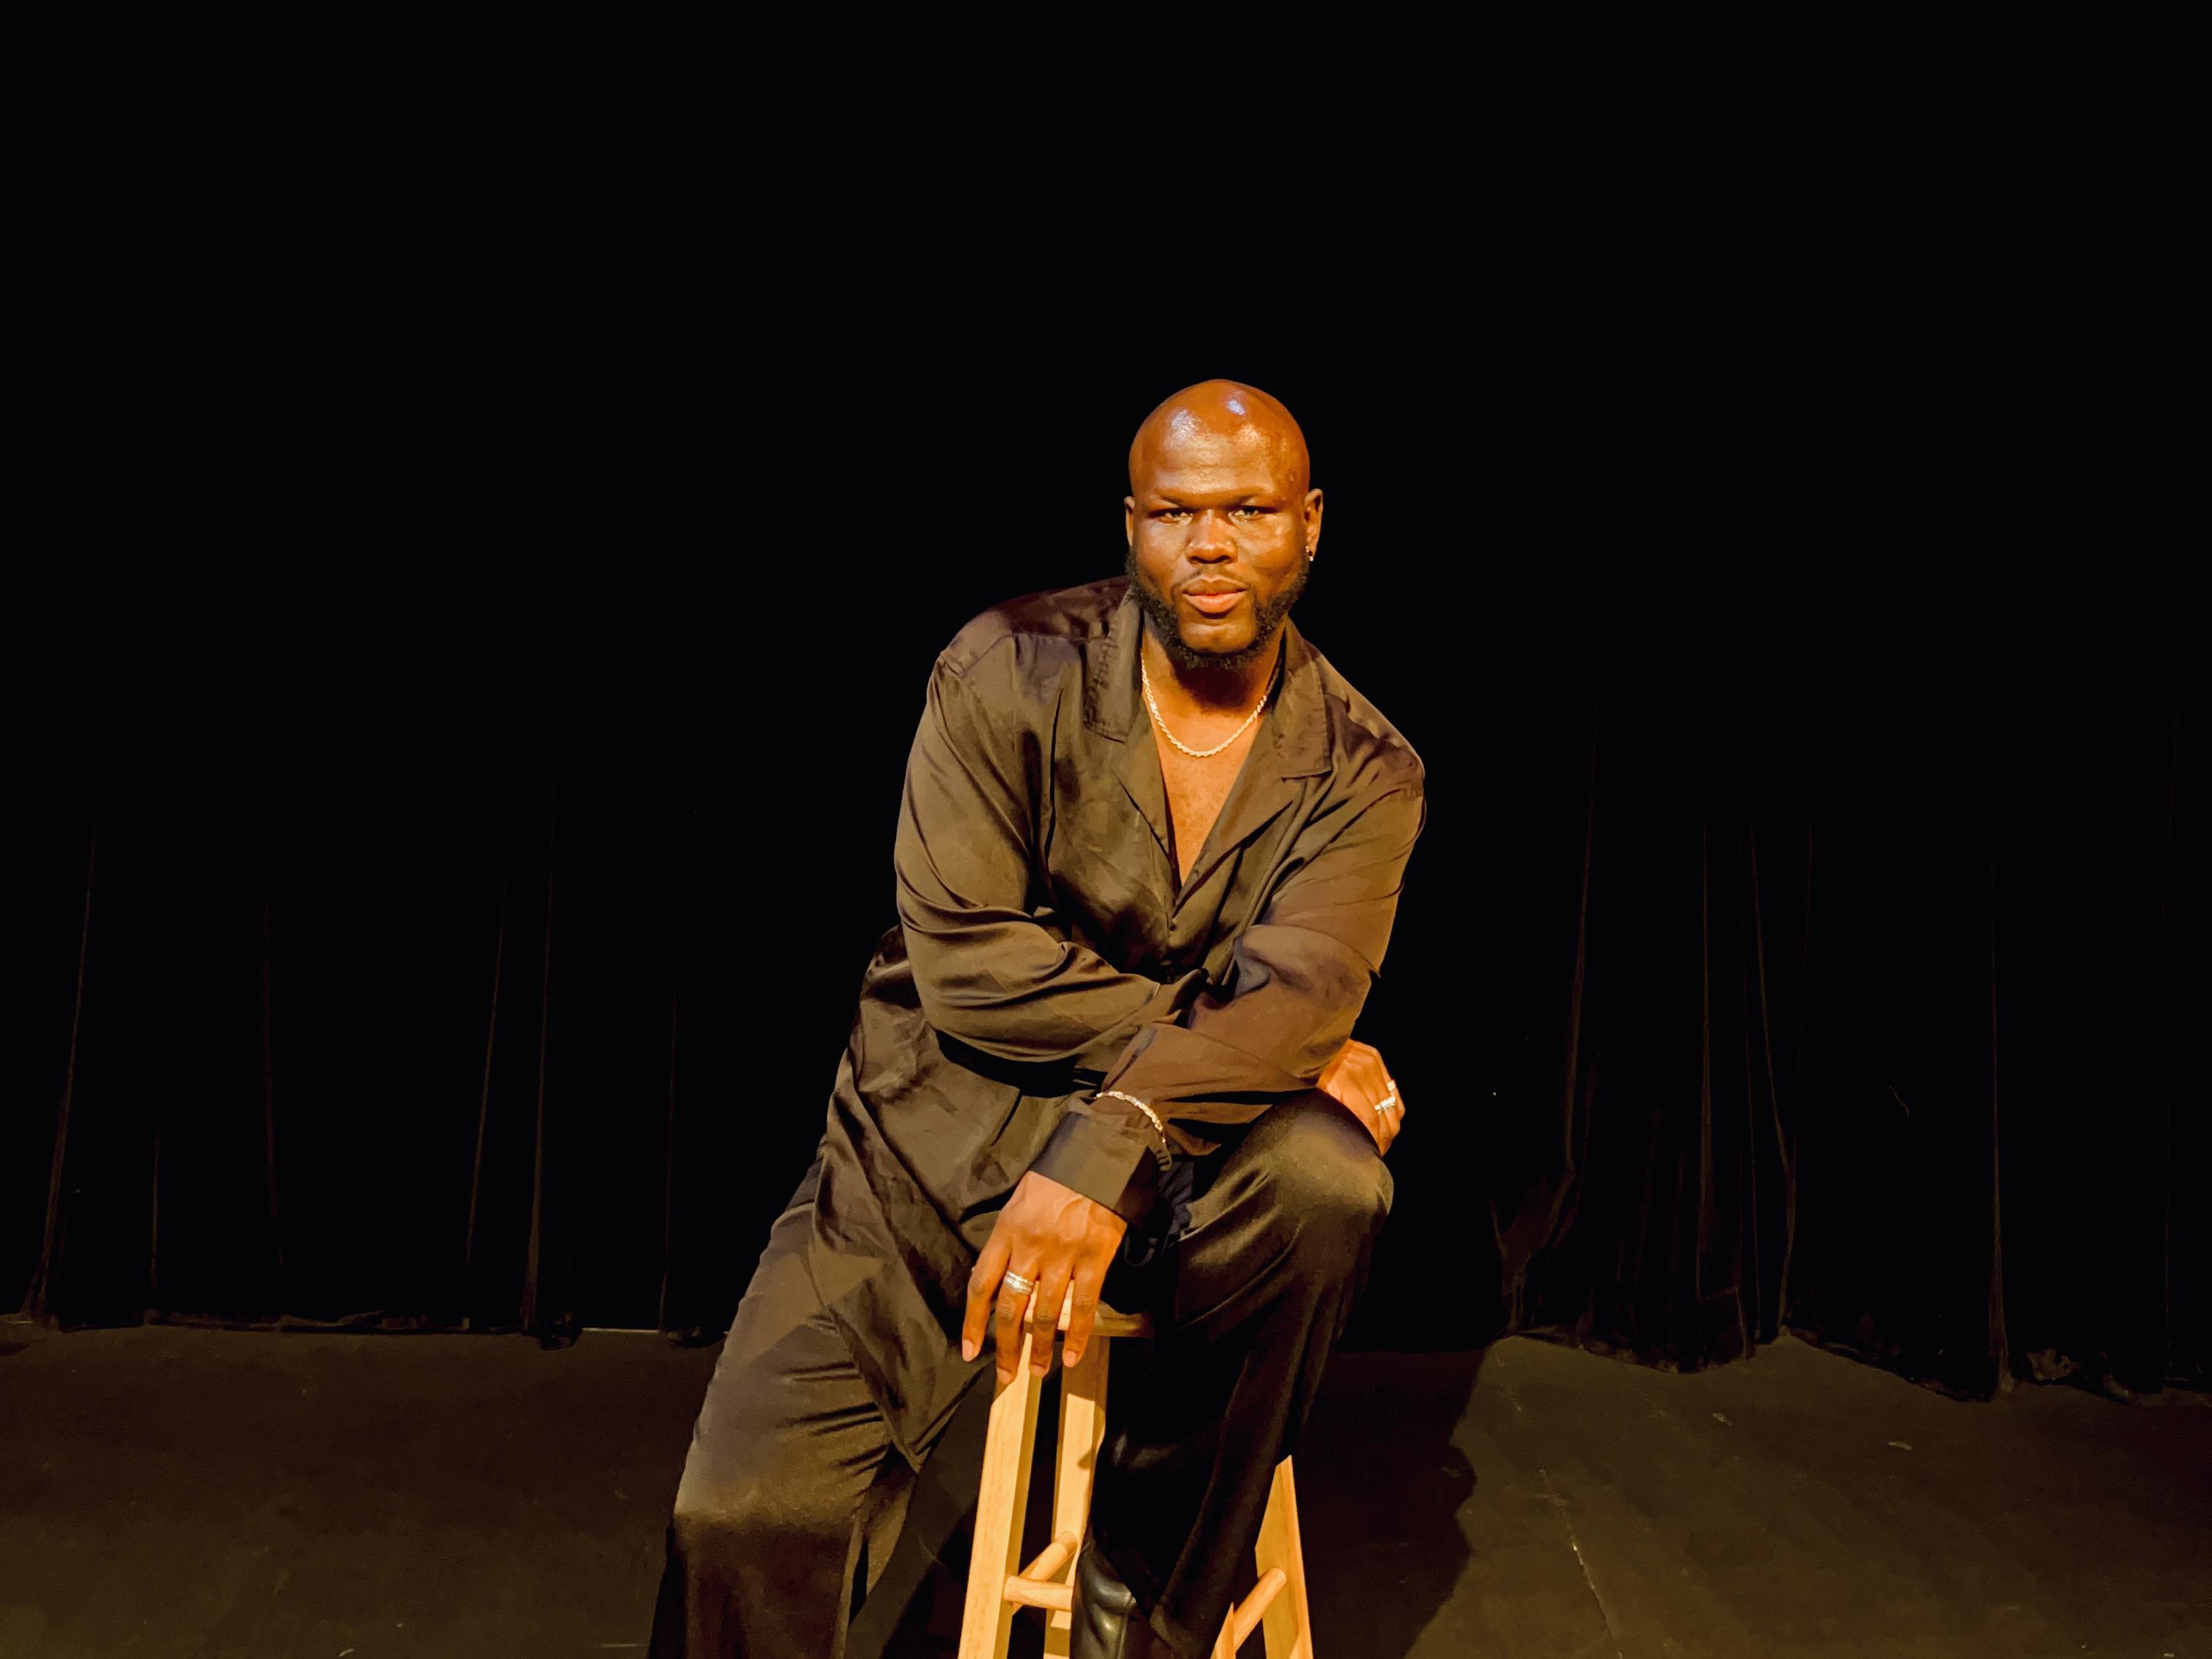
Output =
[
  {"x1": 962, "y1": 1232, "x2": 1010, "y2": 1361},
  {"x1": 1060, "y1": 1254, "x2": 1111, "y2": 1368},
  {"x1": 1371, "y1": 1058, "x2": 1402, "y2": 1154},
  {"x1": 1027, "y1": 1267, "x2": 1073, "y2": 1377},
  {"x1": 993, "y1": 1272, "x2": 1035, "y2": 1385},
  {"x1": 1318, "y1": 1039, "x2": 1403, "y2": 1153}
]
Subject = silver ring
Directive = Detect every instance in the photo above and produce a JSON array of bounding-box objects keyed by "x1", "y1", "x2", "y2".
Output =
[
  {"x1": 1001, "y1": 1270, "x2": 1036, "y2": 1296},
  {"x1": 1373, "y1": 1090, "x2": 1399, "y2": 1115}
]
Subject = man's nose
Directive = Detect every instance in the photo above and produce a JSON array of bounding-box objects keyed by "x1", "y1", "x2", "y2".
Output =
[{"x1": 1188, "y1": 509, "x2": 1234, "y2": 559}]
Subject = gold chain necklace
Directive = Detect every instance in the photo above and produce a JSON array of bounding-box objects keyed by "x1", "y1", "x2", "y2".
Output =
[{"x1": 1141, "y1": 658, "x2": 1271, "y2": 759}]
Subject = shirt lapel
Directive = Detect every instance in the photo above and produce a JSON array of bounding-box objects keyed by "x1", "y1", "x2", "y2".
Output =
[{"x1": 1086, "y1": 588, "x2": 1176, "y2": 875}]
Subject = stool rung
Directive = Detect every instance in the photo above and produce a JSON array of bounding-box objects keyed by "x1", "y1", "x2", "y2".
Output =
[
  {"x1": 1004, "y1": 1576, "x2": 1074, "y2": 1612},
  {"x1": 1003, "y1": 1528, "x2": 1081, "y2": 1612},
  {"x1": 1013, "y1": 1531, "x2": 1079, "y2": 1590},
  {"x1": 1227, "y1": 1566, "x2": 1287, "y2": 1649}
]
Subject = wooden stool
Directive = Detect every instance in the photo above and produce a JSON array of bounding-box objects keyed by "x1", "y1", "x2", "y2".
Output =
[{"x1": 957, "y1": 1291, "x2": 1315, "y2": 1658}]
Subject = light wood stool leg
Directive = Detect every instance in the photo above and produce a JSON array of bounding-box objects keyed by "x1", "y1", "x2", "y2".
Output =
[
  {"x1": 956, "y1": 1302, "x2": 1308, "y2": 1659},
  {"x1": 958, "y1": 1327, "x2": 1046, "y2": 1659},
  {"x1": 1043, "y1": 1332, "x2": 1111, "y2": 1657},
  {"x1": 1252, "y1": 1456, "x2": 1314, "y2": 1658}
]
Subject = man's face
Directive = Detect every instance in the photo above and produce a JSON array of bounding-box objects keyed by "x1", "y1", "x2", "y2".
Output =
[{"x1": 1123, "y1": 421, "x2": 1321, "y2": 673}]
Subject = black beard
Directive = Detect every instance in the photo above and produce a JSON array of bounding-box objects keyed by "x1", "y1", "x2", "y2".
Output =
[{"x1": 1122, "y1": 543, "x2": 1311, "y2": 674}]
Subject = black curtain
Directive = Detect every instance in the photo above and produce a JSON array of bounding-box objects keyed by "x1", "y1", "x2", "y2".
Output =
[{"x1": 9, "y1": 333, "x2": 2197, "y2": 1403}]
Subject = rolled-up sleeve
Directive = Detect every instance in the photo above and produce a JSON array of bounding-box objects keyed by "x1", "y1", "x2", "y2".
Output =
[
  {"x1": 896, "y1": 647, "x2": 1203, "y2": 1074},
  {"x1": 1028, "y1": 766, "x2": 1428, "y2": 1228}
]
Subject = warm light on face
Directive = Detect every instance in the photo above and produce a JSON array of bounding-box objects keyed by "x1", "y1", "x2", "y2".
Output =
[{"x1": 1122, "y1": 384, "x2": 1321, "y2": 673}]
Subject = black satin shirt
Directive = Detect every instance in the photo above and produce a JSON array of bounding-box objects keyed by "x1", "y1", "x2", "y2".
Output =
[{"x1": 807, "y1": 577, "x2": 1426, "y2": 1467}]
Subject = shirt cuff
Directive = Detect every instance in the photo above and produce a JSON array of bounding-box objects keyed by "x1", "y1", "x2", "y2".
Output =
[{"x1": 1025, "y1": 1100, "x2": 1168, "y2": 1233}]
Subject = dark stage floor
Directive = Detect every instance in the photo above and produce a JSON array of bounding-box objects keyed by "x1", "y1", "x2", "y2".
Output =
[{"x1": 1, "y1": 1316, "x2": 2205, "y2": 1657}]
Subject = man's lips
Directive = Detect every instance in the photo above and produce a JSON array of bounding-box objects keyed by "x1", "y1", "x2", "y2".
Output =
[{"x1": 1182, "y1": 587, "x2": 1246, "y2": 616}]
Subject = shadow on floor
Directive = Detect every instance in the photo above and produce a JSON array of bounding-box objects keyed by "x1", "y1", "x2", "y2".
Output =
[{"x1": 1299, "y1": 1347, "x2": 1487, "y2": 1655}]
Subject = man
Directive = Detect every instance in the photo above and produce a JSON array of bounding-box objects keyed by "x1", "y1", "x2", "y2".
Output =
[{"x1": 650, "y1": 381, "x2": 1425, "y2": 1658}]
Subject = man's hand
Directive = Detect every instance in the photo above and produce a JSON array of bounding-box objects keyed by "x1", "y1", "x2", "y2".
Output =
[
  {"x1": 961, "y1": 1170, "x2": 1129, "y2": 1386},
  {"x1": 1318, "y1": 1038, "x2": 1406, "y2": 1156}
]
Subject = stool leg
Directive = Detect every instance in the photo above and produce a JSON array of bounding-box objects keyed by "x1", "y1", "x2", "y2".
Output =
[
  {"x1": 1043, "y1": 1332, "x2": 1111, "y2": 1658},
  {"x1": 1253, "y1": 1456, "x2": 1315, "y2": 1659},
  {"x1": 959, "y1": 1327, "x2": 1046, "y2": 1659}
]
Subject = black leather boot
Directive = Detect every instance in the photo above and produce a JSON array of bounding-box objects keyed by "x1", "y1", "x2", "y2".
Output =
[{"x1": 1071, "y1": 1535, "x2": 1182, "y2": 1658}]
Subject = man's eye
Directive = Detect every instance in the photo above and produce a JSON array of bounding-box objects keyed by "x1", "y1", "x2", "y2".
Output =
[
  {"x1": 1157, "y1": 509, "x2": 1191, "y2": 522},
  {"x1": 1230, "y1": 506, "x2": 1264, "y2": 520}
]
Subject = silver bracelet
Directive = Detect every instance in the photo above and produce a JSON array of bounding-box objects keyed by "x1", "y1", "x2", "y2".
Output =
[{"x1": 1095, "y1": 1089, "x2": 1173, "y2": 1168}]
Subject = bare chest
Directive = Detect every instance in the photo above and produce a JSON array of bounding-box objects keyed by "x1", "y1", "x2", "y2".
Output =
[{"x1": 1158, "y1": 726, "x2": 1261, "y2": 885}]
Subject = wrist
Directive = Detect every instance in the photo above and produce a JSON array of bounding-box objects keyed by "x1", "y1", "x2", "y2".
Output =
[
  {"x1": 1026, "y1": 1106, "x2": 1166, "y2": 1232},
  {"x1": 1094, "y1": 1088, "x2": 1173, "y2": 1172}
]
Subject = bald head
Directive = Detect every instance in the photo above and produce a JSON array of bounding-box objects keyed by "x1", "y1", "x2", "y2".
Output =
[
  {"x1": 1128, "y1": 380, "x2": 1311, "y2": 499},
  {"x1": 1122, "y1": 379, "x2": 1324, "y2": 677}
]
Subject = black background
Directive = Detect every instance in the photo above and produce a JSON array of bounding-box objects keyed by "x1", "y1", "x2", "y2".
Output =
[{"x1": 9, "y1": 249, "x2": 2199, "y2": 1399}]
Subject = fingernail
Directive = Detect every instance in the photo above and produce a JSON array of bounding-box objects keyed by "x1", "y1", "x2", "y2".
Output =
[{"x1": 961, "y1": 1338, "x2": 976, "y2": 1362}]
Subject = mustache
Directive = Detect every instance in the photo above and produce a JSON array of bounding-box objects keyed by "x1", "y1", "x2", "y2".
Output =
[{"x1": 1122, "y1": 546, "x2": 1310, "y2": 673}]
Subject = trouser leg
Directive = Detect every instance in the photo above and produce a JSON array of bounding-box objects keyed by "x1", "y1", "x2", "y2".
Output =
[
  {"x1": 648, "y1": 1155, "x2": 895, "y2": 1659},
  {"x1": 1088, "y1": 1090, "x2": 1392, "y2": 1659}
]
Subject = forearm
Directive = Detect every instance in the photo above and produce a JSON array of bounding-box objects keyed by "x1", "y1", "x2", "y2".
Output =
[{"x1": 896, "y1": 900, "x2": 1202, "y2": 1069}]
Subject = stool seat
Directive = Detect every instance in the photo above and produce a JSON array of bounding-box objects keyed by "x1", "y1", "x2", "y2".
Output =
[
  {"x1": 1062, "y1": 1298, "x2": 1153, "y2": 1338},
  {"x1": 959, "y1": 1290, "x2": 1313, "y2": 1658}
]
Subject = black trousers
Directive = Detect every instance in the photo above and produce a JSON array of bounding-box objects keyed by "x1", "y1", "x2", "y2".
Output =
[{"x1": 647, "y1": 1091, "x2": 1390, "y2": 1659}]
